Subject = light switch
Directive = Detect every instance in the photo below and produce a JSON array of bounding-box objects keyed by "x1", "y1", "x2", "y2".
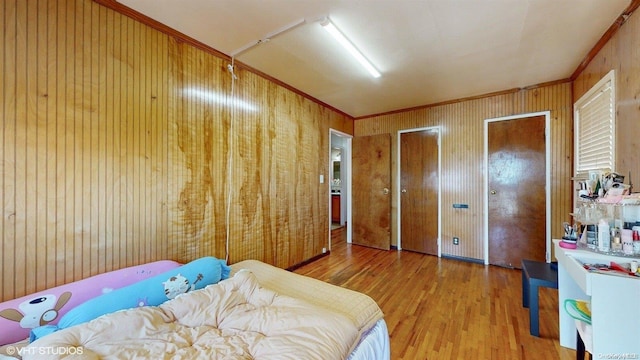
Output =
[{"x1": 319, "y1": 175, "x2": 324, "y2": 183}]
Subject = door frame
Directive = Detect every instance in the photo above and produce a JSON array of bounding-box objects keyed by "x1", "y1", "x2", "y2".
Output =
[
  {"x1": 397, "y1": 126, "x2": 442, "y2": 256},
  {"x1": 483, "y1": 111, "x2": 551, "y2": 265},
  {"x1": 329, "y1": 129, "x2": 353, "y2": 247}
]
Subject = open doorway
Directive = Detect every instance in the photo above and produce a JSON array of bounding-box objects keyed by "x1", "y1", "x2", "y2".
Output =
[
  {"x1": 330, "y1": 129, "x2": 352, "y2": 247},
  {"x1": 331, "y1": 146, "x2": 344, "y2": 229}
]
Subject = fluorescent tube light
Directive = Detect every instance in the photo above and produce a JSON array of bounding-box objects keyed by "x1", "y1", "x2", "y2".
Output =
[{"x1": 321, "y1": 18, "x2": 381, "y2": 78}]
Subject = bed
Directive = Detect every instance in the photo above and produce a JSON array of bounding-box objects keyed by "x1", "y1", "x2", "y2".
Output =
[{"x1": 0, "y1": 259, "x2": 389, "y2": 360}]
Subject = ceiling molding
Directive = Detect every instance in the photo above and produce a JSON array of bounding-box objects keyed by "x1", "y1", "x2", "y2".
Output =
[
  {"x1": 354, "y1": 78, "x2": 573, "y2": 120},
  {"x1": 93, "y1": 0, "x2": 229, "y2": 60},
  {"x1": 96, "y1": 0, "x2": 630, "y2": 120},
  {"x1": 570, "y1": 0, "x2": 640, "y2": 80}
]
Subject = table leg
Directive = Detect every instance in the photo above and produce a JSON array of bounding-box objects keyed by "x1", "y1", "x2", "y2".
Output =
[
  {"x1": 529, "y1": 283, "x2": 539, "y2": 336},
  {"x1": 522, "y1": 270, "x2": 529, "y2": 308},
  {"x1": 576, "y1": 329, "x2": 586, "y2": 359}
]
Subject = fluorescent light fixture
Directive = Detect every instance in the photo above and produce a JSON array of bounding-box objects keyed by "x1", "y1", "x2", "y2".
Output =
[{"x1": 321, "y1": 18, "x2": 381, "y2": 78}]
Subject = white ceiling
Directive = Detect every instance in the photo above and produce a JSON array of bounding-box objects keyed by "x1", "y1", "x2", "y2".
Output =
[{"x1": 118, "y1": 0, "x2": 630, "y2": 118}]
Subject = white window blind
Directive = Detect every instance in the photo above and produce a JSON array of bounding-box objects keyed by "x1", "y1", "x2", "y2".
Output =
[{"x1": 574, "y1": 70, "x2": 615, "y2": 178}]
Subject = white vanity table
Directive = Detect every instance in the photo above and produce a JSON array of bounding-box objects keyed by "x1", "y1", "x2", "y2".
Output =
[{"x1": 554, "y1": 240, "x2": 640, "y2": 355}]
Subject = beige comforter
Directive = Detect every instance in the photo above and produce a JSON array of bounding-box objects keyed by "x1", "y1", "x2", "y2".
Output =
[{"x1": 23, "y1": 270, "x2": 360, "y2": 360}]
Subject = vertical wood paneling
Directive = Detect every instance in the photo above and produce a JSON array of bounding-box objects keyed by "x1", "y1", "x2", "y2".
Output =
[
  {"x1": 113, "y1": 11, "x2": 123, "y2": 268},
  {"x1": 2, "y1": 0, "x2": 17, "y2": 301},
  {"x1": 103, "y1": 7, "x2": 114, "y2": 273},
  {"x1": 14, "y1": 0, "x2": 28, "y2": 298},
  {"x1": 621, "y1": 9, "x2": 640, "y2": 187},
  {"x1": 593, "y1": 9, "x2": 637, "y2": 184},
  {"x1": 275, "y1": 87, "x2": 296, "y2": 267},
  {"x1": 131, "y1": 17, "x2": 141, "y2": 267},
  {"x1": 171, "y1": 43, "x2": 209, "y2": 261},
  {"x1": 26, "y1": 0, "x2": 39, "y2": 296},
  {"x1": 2, "y1": 0, "x2": 344, "y2": 301},
  {"x1": 3, "y1": 0, "x2": 596, "y2": 301},
  {"x1": 2, "y1": 0, "x2": 603, "y2": 302},
  {"x1": 356, "y1": 83, "x2": 573, "y2": 261},
  {"x1": 0, "y1": 0, "x2": 8, "y2": 301},
  {"x1": 56, "y1": 0, "x2": 68, "y2": 285},
  {"x1": 96, "y1": 3, "x2": 107, "y2": 276},
  {"x1": 4, "y1": 0, "x2": 15, "y2": 300},
  {"x1": 74, "y1": 0, "x2": 84, "y2": 275},
  {"x1": 574, "y1": 8, "x2": 640, "y2": 200},
  {"x1": 80, "y1": 0, "x2": 91, "y2": 277}
]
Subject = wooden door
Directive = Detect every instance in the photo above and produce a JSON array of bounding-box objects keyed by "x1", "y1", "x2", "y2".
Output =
[
  {"x1": 400, "y1": 130, "x2": 439, "y2": 255},
  {"x1": 331, "y1": 195, "x2": 340, "y2": 223},
  {"x1": 488, "y1": 115, "x2": 546, "y2": 267},
  {"x1": 352, "y1": 134, "x2": 391, "y2": 250}
]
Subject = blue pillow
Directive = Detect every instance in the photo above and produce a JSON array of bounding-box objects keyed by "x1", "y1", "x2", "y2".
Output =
[{"x1": 31, "y1": 256, "x2": 230, "y2": 341}]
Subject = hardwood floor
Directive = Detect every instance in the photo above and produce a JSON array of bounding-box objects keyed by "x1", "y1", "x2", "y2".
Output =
[{"x1": 294, "y1": 230, "x2": 577, "y2": 359}]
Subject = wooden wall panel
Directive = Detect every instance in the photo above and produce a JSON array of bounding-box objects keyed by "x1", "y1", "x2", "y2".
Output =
[
  {"x1": 574, "y1": 9, "x2": 640, "y2": 185},
  {"x1": 4, "y1": 0, "x2": 19, "y2": 302},
  {"x1": 168, "y1": 42, "x2": 227, "y2": 263},
  {"x1": 355, "y1": 84, "x2": 573, "y2": 261},
  {"x1": 7, "y1": 0, "x2": 632, "y2": 300},
  {"x1": 0, "y1": 0, "x2": 345, "y2": 302}
]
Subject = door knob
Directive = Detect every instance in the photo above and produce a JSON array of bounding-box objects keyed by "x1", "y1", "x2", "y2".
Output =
[
  {"x1": 401, "y1": 189, "x2": 407, "y2": 193},
  {"x1": 383, "y1": 188, "x2": 389, "y2": 195},
  {"x1": 490, "y1": 189, "x2": 497, "y2": 195}
]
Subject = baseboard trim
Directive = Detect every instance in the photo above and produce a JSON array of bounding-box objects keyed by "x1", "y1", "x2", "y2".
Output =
[
  {"x1": 286, "y1": 252, "x2": 330, "y2": 272},
  {"x1": 442, "y1": 254, "x2": 484, "y2": 265}
]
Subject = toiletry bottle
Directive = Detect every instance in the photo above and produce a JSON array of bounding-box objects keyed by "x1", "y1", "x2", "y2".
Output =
[
  {"x1": 586, "y1": 224, "x2": 597, "y2": 249},
  {"x1": 622, "y1": 229, "x2": 634, "y2": 255},
  {"x1": 598, "y1": 219, "x2": 610, "y2": 252},
  {"x1": 633, "y1": 228, "x2": 640, "y2": 255},
  {"x1": 612, "y1": 228, "x2": 622, "y2": 251}
]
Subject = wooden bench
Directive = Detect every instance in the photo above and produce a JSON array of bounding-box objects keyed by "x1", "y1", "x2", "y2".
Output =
[{"x1": 521, "y1": 259, "x2": 558, "y2": 336}]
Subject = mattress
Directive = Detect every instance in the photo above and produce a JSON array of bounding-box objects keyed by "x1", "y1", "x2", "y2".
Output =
[
  {"x1": 0, "y1": 324, "x2": 391, "y2": 360},
  {"x1": 230, "y1": 260, "x2": 389, "y2": 360},
  {"x1": 348, "y1": 319, "x2": 390, "y2": 360},
  {"x1": 229, "y1": 260, "x2": 384, "y2": 334},
  {"x1": 2, "y1": 260, "x2": 389, "y2": 360}
]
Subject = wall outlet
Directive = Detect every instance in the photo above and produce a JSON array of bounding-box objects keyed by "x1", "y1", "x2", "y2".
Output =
[
  {"x1": 453, "y1": 237, "x2": 460, "y2": 245},
  {"x1": 322, "y1": 247, "x2": 327, "y2": 253}
]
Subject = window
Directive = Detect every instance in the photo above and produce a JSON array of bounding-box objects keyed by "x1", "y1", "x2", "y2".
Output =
[{"x1": 574, "y1": 70, "x2": 615, "y2": 178}]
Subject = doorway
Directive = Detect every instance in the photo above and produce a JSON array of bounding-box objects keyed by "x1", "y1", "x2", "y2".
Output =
[
  {"x1": 483, "y1": 112, "x2": 551, "y2": 267},
  {"x1": 330, "y1": 146, "x2": 343, "y2": 229},
  {"x1": 398, "y1": 127, "x2": 441, "y2": 255},
  {"x1": 329, "y1": 130, "x2": 352, "y2": 246}
]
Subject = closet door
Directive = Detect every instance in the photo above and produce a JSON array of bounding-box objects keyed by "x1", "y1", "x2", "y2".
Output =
[
  {"x1": 400, "y1": 129, "x2": 439, "y2": 255},
  {"x1": 352, "y1": 134, "x2": 391, "y2": 250},
  {"x1": 488, "y1": 115, "x2": 546, "y2": 267}
]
